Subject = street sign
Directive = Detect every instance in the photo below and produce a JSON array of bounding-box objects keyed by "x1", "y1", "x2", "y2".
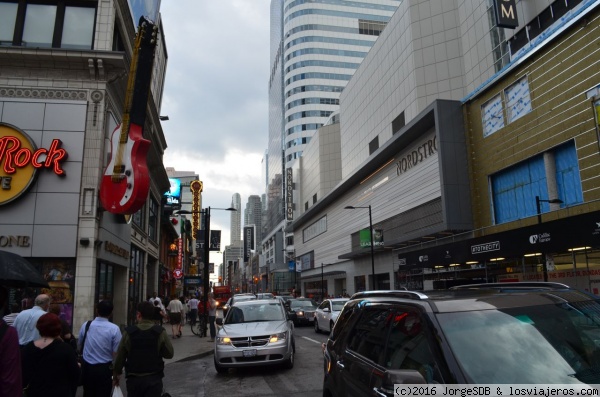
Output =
[{"x1": 173, "y1": 269, "x2": 183, "y2": 279}]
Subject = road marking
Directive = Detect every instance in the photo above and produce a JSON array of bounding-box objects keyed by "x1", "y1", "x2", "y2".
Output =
[{"x1": 301, "y1": 336, "x2": 322, "y2": 345}]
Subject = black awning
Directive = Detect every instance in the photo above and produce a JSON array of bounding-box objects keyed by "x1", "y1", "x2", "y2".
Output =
[{"x1": 396, "y1": 210, "x2": 600, "y2": 269}]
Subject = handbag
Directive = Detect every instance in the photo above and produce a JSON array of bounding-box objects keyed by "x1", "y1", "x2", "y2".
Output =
[{"x1": 78, "y1": 320, "x2": 92, "y2": 385}]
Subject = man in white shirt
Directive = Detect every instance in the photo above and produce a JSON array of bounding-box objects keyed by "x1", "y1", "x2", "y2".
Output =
[
  {"x1": 12, "y1": 294, "x2": 51, "y2": 346},
  {"x1": 188, "y1": 295, "x2": 199, "y2": 325}
]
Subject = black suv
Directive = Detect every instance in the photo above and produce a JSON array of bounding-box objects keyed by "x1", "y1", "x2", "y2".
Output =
[{"x1": 322, "y1": 283, "x2": 600, "y2": 396}]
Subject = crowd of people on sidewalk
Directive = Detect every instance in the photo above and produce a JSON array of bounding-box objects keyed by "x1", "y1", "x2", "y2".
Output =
[{"x1": 0, "y1": 287, "x2": 220, "y2": 397}]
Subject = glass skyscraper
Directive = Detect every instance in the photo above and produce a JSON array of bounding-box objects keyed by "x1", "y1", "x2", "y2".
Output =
[{"x1": 264, "y1": 0, "x2": 401, "y2": 240}]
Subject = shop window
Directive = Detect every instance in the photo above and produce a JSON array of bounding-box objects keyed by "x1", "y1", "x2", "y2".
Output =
[{"x1": 2, "y1": 1, "x2": 96, "y2": 49}]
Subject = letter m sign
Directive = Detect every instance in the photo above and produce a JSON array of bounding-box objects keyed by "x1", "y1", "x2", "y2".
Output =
[{"x1": 493, "y1": 0, "x2": 518, "y2": 29}]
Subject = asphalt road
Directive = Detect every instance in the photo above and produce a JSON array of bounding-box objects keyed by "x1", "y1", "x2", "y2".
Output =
[{"x1": 162, "y1": 323, "x2": 330, "y2": 397}]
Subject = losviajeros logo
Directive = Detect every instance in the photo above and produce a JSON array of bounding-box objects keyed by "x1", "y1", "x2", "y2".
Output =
[{"x1": 0, "y1": 123, "x2": 67, "y2": 205}]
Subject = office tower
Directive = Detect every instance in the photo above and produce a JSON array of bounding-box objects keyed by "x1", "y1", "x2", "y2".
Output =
[
  {"x1": 244, "y1": 195, "x2": 263, "y2": 248},
  {"x1": 263, "y1": 0, "x2": 401, "y2": 256},
  {"x1": 230, "y1": 193, "x2": 242, "y2": 246}
]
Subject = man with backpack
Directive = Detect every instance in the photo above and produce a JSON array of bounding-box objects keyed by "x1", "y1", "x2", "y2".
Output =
[{"x1": 113, "y1": 301, "x2": 174, "y2": 396}]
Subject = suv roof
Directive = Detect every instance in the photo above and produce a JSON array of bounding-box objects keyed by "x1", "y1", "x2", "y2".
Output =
[{"x1": 323, "y1": 282, "x2": 600, "y2": 390}]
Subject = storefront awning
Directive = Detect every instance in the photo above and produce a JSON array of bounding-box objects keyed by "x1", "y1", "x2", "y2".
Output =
[{"x1": 395, "y1": 210, "x2": 600, "y2": 269}]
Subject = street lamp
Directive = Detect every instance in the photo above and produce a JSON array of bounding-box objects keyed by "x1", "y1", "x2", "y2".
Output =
[
  {"x1": 174, "y1": 206, "x2": 236, "y2": 337},
  {"x1": 534, "y1": 196, "x2": 563, "y2": 282},
  {"x1": 345, "y1": 205, "x2": 375, "y2": 290},
  {"x1": 321, "y1": 262, "x2": 324, "y2": 301}
]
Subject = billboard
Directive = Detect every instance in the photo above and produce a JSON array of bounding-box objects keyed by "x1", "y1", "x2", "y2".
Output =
[
  {"x1": 128, "y1": 0, "x2": 161, "y2": 25},
  {"x1": 164, "y1": 178, "x2": 181, "y2": 208},
  {"x1": 244, "y1": 226, "x2": 255, "y2": 262},
  {"x1": 209, "y1": 230, "x2": 221, "y2": 252},
  {"x1": 359, "y1": 228, "x2": 384, "y2": 248}
]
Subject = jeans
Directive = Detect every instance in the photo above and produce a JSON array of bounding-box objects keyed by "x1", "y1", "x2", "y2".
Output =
[
  {"x1": 189, "y1": 309, "x2": 198, "y2": 325},
  {"x1": 209, "y1": 315, "x2": 216, "y2": 339}
]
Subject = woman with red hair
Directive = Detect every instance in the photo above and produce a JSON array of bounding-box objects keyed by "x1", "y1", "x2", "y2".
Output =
[{"x1": 21, "y1": 312, "x2": 81, "y2": 397}]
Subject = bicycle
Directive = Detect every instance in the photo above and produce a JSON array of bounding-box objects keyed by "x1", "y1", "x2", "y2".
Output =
[{"x1": 191, "y1": 314, "x2": 207, "y2": 337}]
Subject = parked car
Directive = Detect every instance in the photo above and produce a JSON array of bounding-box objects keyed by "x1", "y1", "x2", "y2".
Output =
[
  {"x1": 221, "y1": 293, "x2": 257, "y2": 316},
  {"x1": 276, "y1": 295, "x2": 294, "y2": 305},
  {"x1": 256, "y1": 293, "x2": 276, "y2": 299},
  {"x1": 214, "y1": 299, "x2": 295, "y2": 373},
  {"x1": 314, "y1": 298, "x2": 348, "y2": 333},
  {"x1": 286, "y1": 298, "x2": 318, "y2": 326},
  {"x1": 322, "y1": 283, "x2": 600, "y2": 396}
]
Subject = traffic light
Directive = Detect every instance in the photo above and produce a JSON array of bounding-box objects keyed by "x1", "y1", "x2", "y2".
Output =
[{"x1": 170, "y1": 217, "x2": 178, "y2": 225}]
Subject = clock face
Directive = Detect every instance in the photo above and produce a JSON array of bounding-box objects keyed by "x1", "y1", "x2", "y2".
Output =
[{"x1": 482, "y1": 94, "x2": 505, "y2": 137}]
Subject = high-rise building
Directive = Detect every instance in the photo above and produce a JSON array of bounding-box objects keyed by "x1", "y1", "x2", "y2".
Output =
[
  {"x1": 230, "y1": 193, "x2": 242, "y2": 246},
  {"x1": 244, "y1": 195, "x2": 263, "y2": 248},
  {"x1": 263, "y1": 0, "x2": 401, "y2": 267}
]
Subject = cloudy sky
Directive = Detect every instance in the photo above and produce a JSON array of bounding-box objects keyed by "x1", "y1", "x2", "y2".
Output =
[{"x1": 158, "y1": 1, "x2": 271, "y2": 264}]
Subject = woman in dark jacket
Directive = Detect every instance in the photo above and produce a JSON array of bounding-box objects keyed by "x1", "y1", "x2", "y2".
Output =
[{"x1": 21, "y1": 313, "x2": 81, "y2": 397}]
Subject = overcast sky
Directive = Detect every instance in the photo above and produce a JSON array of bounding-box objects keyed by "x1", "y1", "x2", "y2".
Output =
[{"x1": 159, "y1": 1, "x2": 271, "y2": 264}]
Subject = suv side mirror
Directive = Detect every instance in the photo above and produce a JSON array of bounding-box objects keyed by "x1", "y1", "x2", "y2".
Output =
[
  {"x1": 287, "y1": 311, "x2": 297, "y2": 321},
  {"x1": 216, "y1": 317, "x2": 223, "y2": 326},
  {"x1": 323, "y1": 307, "x2": 331, "y2": 313},
  {"x1": 382, "y1": 369, "x2": 426, "y2": 386}
]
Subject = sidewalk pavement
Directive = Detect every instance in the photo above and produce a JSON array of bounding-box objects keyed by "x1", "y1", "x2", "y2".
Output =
[{"x1": 165, "y1": 327, "x2": 215, "y2": 364}]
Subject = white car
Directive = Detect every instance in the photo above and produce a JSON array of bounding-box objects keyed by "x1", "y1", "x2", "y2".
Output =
[
  {"x1": 214, "y1": 299, "x2": 295, "y2": 373},
  {"x1": 314, "y1": 298, "x2": 348, "y2": 333}
]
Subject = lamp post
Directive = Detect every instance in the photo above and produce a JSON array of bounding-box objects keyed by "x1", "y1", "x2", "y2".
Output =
[
  {"x1": 321, "y1": 262, "x2": 324, "y2": 302},
  {"x1": 345, "y1": 205, "x2": 375, "y2": 290},
  {"x1": 174, "y1": 206, "x2": 236, "y2": 337},
  {"x1": 534, "y1": 196, "x2": 563, "y2": 281}
]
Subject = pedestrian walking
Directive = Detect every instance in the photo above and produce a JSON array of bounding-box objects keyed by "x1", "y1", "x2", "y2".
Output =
[
  {"x1": 21, "y1": 313, "x2": 80, "y2": 397},
  {"x1": 208, "y1": 292, "x2": 217, "y2": 342},
  {"x1": 12, "y1": 293, "x2": 51, "y2": 346},
  {"x1": 179, "y1": 296, "x2": 187, "y2": 334},
  {"x1": 0, "y1": 286, "x2": 21, "y2": 397},
  {"x1": 78, "y1": 300, "x2": 122, "y2": 397},
  {"x1": 2, "y1": 303, "x2": 21, "y2": 326},
  {"x1": 166, "y1": 295, "x2": 184, "y2": 339},
  {"x1": 113, "y1": 301, "x2": 174, "y2": 397},
  {"x1": 188, "y1": 295, "x2": 199, "y2": 325}
]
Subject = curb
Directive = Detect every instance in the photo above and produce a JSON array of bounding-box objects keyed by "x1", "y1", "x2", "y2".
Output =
[{"x1": 170, "y1": 349, "x2": 214, "y2": 364}]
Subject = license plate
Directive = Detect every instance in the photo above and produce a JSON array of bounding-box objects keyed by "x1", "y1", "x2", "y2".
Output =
[{"x1": 243, "y1": 349, "x2": 257, "y2": 357}]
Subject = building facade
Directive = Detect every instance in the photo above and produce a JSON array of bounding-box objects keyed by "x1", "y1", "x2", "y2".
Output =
[
  {"x1": 263, "y1": 0, "x2": 402, "y2": 293},
  {"x1": 0, "y1": 0, "x2": 171, "y2": 329},
  {"x1": 288, "y1": 0, "x2": 600, "y2": 297}
]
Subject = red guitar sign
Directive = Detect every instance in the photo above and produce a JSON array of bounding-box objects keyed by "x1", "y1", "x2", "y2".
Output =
[{"x1": 100, "y1": 17, "x2": 158, "y2": 214}]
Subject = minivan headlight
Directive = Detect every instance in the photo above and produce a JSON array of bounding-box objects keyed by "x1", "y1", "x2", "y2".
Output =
[
  {"x1": 269, "y1": 332, "x2": 287, "y2": 343},
  {"x1": 216, "y1": 336, "x2": 231, "y2": 345}
]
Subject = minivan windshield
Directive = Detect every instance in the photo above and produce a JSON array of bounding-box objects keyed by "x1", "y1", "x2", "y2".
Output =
[{"x1": 436, "y1": 299, "x2": 600, "y2": 384}]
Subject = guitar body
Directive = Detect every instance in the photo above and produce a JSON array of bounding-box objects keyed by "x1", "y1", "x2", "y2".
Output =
[
  {"x1": 100, "y1": 123, "x2": 151, "y2": 214},
  {"x1": 99, "y1": 16, "x2": 158, "y2": 215}
]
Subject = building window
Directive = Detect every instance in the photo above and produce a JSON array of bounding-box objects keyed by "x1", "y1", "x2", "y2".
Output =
[
  {"x1": 504, "y1": 76, "x2": 532, "y2": 124},
  {"x1": 490, "y1": 141, "x2": 582, "y2": 224},
  {"x1": 369, "y1": 136, "x2": 379, "y2": 155},
  {"x1": 305, "y1": 201, "x2": 308, "y2": 210},
  {"x1": 358, "y1": 19, "x2": 387, "y2": 36},
  {"x1": 481, "y1": 94, "x2": 505, "y2": 137},
  {"x1": 148, "y1": 197, "x2": 158, "y2": 242},
  {"x1": 392, "y1": 111, "x2": 405, "y2": 134},
  {"x1": 1, "y1": 1, "x2": 96, "y2": 49},
  {"x1": 132, "y1": 205, "x2": 146, "y2": 229},
  {"x1": 96, "y1": 262, "x2": 114, "y2": 303},
  {"x1": 128, "y1": 245, "x2": 145, "y2": 325}
]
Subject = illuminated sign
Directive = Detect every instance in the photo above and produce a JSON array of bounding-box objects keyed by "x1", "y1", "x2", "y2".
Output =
[
  {"x1": 286, "y1": 168, "x2": 293, "y2": 221},
  {"x1": 164, "y1": 178, "x2": 181, "y2": 206},
  {"x1": 1, "y1": 123, "x2": 68, "y2": 206}
]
